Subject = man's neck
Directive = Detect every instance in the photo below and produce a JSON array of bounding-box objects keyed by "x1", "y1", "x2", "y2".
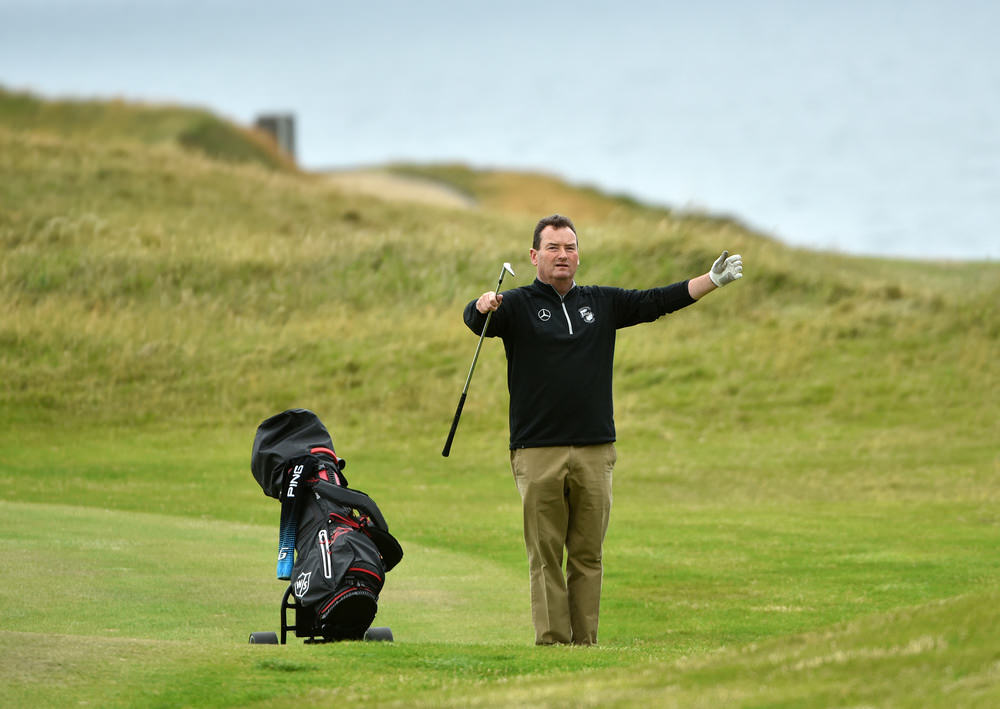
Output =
[{"x1": 538, "y1": 277, "x2": 575, "y2": 297}]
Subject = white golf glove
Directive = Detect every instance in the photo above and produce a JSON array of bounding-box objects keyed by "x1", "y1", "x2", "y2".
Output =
[{"x1": 709, "y1": 250, "x2": 743, "y2": 287}]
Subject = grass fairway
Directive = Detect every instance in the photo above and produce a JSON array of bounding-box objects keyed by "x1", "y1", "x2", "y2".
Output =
[{"x1": 2, "y1": 88, "x2": 999, "y2": 707}]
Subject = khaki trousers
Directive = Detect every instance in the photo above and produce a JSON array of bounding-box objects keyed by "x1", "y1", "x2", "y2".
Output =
[{"x1": 510, "y1": 444, "x2": 616, "y2": 645}]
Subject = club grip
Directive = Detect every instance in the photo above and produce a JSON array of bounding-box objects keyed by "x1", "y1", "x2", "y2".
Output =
[{"x1": 441, "y1": 392, "x2": 467, "y2": 457}]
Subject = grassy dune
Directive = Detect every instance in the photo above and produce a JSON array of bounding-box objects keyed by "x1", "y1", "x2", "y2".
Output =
[
  {"x1": 0, "y1": 87, "x2": 295, "y2": 170},
  {"x1": 1, "y1": 88, "x2": 998, "y2": 707}
]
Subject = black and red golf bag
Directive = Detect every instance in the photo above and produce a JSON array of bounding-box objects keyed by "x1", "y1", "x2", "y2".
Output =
[{"x1": 251, "y1": 409, "x2": 403, "y2": 641}]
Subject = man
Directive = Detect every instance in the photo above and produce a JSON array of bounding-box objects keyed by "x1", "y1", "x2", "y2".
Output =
[{"x1": 463, "y1": 214, "x2": 743, "y2": 645}]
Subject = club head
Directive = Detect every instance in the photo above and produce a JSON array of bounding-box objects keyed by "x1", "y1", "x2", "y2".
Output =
[{"x1": 502, "y1": 262, "x2": 515, "y2": 277}]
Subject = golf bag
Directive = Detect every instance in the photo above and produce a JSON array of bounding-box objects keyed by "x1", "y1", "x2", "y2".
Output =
[{"x1": 251, "y1": 409, "x2": 403, "y2": 641}]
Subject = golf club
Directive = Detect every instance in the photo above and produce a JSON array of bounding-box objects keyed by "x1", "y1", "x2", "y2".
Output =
[{"x1": 442, "y1": 262, "x2": 516, "y2": 457}]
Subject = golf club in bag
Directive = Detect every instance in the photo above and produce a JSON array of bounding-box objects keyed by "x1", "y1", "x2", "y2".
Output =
[
  {"x1": 249, "y1": 409, "x2": 403, "y2": 644},
  {"x1": 442, "y1": 262, "x2": 515, "y2": 457}
]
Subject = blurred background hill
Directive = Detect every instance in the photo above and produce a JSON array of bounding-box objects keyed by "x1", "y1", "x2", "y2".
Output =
[{"x1": 1, "y1": 86, "x2": 995, "y2": 493}]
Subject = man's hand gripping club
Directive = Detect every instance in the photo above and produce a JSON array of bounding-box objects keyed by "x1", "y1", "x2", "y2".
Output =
[{"x1": 476, "y1": 291, "x2": 503, "y2": 314}]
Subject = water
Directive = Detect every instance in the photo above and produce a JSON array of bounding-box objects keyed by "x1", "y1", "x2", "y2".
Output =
[{"x1": 1, "y1": 0, "x2": 997, "y2": 260}]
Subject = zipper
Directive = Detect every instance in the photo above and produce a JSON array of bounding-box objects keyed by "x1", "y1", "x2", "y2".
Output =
[
  {"x1": 559, "y1": 300, "x2": 574, "y2": 334},
  {"x1": 540, "y1": 281, "x2": 576, "y2": 335}
]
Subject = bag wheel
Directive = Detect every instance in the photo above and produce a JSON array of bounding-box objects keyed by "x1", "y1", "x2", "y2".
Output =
[
  {"x1": 249, "y1": 631, "x2": 279, "y2": 644},
  {"x1": 364, "y1": 627, "x2": 393, "y2": 642}
]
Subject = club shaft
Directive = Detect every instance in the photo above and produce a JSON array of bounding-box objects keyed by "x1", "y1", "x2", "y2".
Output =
[
  {"x1": 441, "y1": 309, "x2": 492, "y2": 457},
  {"x1": 461, "y1": 309, "x2": 493, "y2": 393},
  {"x1": 441, "y1": 265, "x2": 509, "y2": 457}
]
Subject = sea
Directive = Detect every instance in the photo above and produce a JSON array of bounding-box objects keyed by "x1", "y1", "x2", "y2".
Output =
[{"x1": 1, "y1": 0, "x2": 997, "y2": 260}]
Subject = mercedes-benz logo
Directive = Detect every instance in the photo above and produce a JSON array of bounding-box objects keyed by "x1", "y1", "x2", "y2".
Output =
[{"x1": 537, "y1": 308, "x2": 551, "y2": 322}]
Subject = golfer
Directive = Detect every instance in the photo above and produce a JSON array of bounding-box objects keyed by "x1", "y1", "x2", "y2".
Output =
[{"x1": 464, "y1": 214, "x2": 743, "y2": 645}]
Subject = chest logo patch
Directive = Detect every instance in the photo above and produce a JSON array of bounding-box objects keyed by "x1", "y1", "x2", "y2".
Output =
[
  {"x1": 578, "y1": 306, "x2": 595, "y2": 324},
  {"x1": 537, "y1": 308, "x2": 551, "y2": 322}
]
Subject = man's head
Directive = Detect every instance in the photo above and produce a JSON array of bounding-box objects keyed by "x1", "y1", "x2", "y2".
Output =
[
  {"x1": 532, "y1": 214, "x2": 577, "y2": 250},
  {"x1": 530, "y1": 214, "x2": 579, "y2": 293}
]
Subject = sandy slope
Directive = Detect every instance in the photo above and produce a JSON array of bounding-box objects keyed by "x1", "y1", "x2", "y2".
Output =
[{"x1": 322, "y1": 169, "x2": 475, "y2": 209}]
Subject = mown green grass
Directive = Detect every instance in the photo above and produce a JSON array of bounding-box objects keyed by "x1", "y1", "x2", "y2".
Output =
[{"x1": 1, "y1": 90, "x2": 998, "y2": 707}]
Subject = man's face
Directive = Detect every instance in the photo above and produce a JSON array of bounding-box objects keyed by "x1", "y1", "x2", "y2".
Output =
[{"x1": 530, "y1": 226, "x2": 579, "y2": 287}]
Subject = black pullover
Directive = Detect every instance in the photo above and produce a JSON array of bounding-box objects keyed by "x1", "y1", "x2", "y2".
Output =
[{"x1": 464, "y1": 278, "x2": 696, "y2": 449}]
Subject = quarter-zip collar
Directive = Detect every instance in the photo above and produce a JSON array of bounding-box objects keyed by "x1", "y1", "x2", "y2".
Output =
[
  {"x1": 533, "y1": 278, "x2": 577, "y2": 301},
  {"x1": 533, "y1": 278, "x2": 577, "y2": 334}
]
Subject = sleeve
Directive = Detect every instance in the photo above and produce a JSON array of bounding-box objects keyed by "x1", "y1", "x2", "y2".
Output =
[
  {"x1": 463, "y1": 293, "x2": 509, "y2": 337},
  {"x1": 612, "y1": 281, "x2": 696, "y2": 328}
]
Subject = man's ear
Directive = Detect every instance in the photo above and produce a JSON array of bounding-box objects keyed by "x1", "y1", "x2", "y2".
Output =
[{"x1": 529, "y1": 248, "x2": 538, "y2": 266}]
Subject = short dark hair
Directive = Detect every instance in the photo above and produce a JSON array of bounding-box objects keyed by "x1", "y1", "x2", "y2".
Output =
[{"x1": 533, "y1": 214, "x2": 577, "y2": 250}]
